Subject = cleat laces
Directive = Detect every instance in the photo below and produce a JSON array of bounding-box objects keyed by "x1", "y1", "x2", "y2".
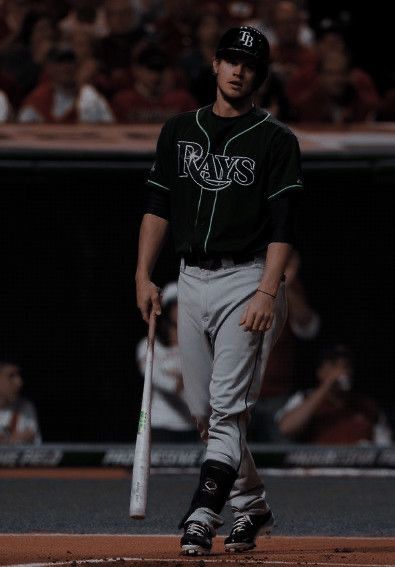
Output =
[
  {"x1": 186, "y1": 522, "x2": 209, "y2": 537},
  {"x1": 232, "y1": 515, "x2": 253, "y2": 534}
]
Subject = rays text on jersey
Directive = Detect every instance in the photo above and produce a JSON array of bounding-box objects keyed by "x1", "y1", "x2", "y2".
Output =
[{"x1": 177, "y1": 141, "x2": 256, "y2": 191}]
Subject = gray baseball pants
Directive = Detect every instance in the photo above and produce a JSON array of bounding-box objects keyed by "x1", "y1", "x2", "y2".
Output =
[{"x1": 177, "y1": 256, "x2": 287, "y2": 531}]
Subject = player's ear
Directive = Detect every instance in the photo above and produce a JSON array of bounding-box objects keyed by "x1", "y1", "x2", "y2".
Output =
[{"x1": 212, "y1": 58, "x2": 219, "y2": 76}]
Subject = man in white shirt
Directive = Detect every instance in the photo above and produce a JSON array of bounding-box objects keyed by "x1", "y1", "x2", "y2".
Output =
[
  {"x1": 0, "y1": 89, "x2": 12, "y2": 122},
  {"x1": 17, "y1": 44, "x2": 114, "y2": 124},
  {"x1": 136, "y1": 282, "x2": 197, "y2": 442},
  {"x1": 0, "y1": 359, "x2": 41, "y2": 444}
]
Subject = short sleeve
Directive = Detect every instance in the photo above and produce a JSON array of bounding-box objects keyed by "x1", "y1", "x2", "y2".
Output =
[
  {"x1": 146, "y1": 121, "x2": 173, "y2": 193},
  {"x1": 267, "y1": 130, "x2": 303, "y2": 201},
  {"x1": 274, "y1": 391, "x2": 306, "y2": 423},
  {"x1": 20, "y1": 400, "x2": 42, "y2": 444},
  {"x1": 136, "y1": 338, "x2": 147, "y2": 375}
]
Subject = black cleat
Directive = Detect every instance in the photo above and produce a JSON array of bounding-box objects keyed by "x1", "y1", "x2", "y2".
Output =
[
  {"x1": 180, "y1": 521, "x2": 213, "y2": 555},
  {"x1": 224, "y1": 510, "x2": 274, "y2": 553}
]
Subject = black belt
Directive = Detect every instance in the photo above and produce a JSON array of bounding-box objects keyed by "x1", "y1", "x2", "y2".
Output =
[{"x1": 183, "y1": 252, "x2": 260, "y2": 270}]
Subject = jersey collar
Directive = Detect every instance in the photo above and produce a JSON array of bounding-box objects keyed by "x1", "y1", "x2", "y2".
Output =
[{"x1": 197, "y1": 104, "x2": 270, "y2": 154}]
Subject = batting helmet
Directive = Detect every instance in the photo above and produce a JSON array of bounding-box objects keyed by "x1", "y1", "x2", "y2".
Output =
[{"x1": 216, "y1": 26, "x2": 270, "y2": 84}]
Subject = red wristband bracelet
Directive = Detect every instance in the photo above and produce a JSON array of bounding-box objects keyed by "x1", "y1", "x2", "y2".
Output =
[{"x1": 257, "y1": 288, "x2": 276, "y2": 299}]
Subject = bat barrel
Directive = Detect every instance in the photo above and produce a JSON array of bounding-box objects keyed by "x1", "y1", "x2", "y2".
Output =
[
  {"x1": 129, "y1": 312, "x2": 156, "y2": 519},
  {"x1": 129, "y1": 421, "x2": 151, "y2": 517}
]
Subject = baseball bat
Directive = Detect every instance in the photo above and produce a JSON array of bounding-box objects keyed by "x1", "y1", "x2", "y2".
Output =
[{"x1": 130, "y1": 310, "x2": 156, "y2": 519}]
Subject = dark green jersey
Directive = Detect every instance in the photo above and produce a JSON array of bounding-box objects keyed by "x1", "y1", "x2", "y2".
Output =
[{"x1": 146, "y1": 104, "x2": 303, "y2": 256}]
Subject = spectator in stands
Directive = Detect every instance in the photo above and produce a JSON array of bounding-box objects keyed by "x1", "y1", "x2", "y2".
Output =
[
  {"x1": 291, "y1": 52, "x2": 379, "y2": 123},
  {"x1": 136, "y1": 282, "x2": 198, "y2": 442},
  {"x1": 276, "y1": 344, "x2": 392, "y2": 445},
  {"x1": 0, "y1": 0, "x2": 31, "y2": 51},
  {"x1": 134, "y1": 0, "x2": 162, "y2": 28},
  {"x1": 59, "y1": 0, "x2": 108, "y2": 39},
  {"x1": 152, "y1": 0, "x2": 196, "y2": 62},
  {"x1": 112, "y1": 44, "x2": 196, "y2": 123},
  {"x1": 0, "y1": 86, "x2": 12, "y2": 120},
  {"x1": 96, "y1": 0, "x2": 148, "y2": 97},
  {"x1": 0, "y1": 64, "x2": 21, "y2": 111},
  {"x1": 315, "y1": 18, "x2": 349, "y2": 60},
  {"x1": 377, "y1": 88, "x2": 395, "y2": 121},
  {"x1": 18, "y1": 43, "x2": 114, "y2": 123},
  {"x1": 246, "y1": 0, "x2": 314, "y2": 48},
  {"x1": 249, "y1": 250, "x2": 321, "y2": 442},
  {"x1": 69, "y1": 30, "x2": 101, "y2": 88},
  {"x1": 30, "y1": 0, "x2": 70, "y2": 24},
  {"x1": 216, "y1": 0, "x2": 255, "y2": 26},
  {"x1": 254, "y1": 68, "x2": 292, "y2": 121},
  {"x1": 179, "y1": 12, "x2": 222, "y2": 106},
  {"x1": 270, "y1": 0, "x2": 318, "y2": 86},
  {"x1": 287, "y1": 18, "x2": 380, "y2": 111},
  {"x1": 0, "y1": 359, "x2": 41, "y2": 444},
  {"x1": 0, "y1": 11, "x2": 56, "y2": 102}
]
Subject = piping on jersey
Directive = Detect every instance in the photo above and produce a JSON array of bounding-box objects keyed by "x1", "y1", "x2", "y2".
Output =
[
  {"x1": 147, "y1": 179, "x2": 170, "y2": 191},
  {"x1": 268, "y1": 183, "x2": 303, "y2": 201},
  {"x1": 204, "y1": 190, "x2": 219, "y2": 252},
  {"x1": 202, "y1": 110, "x2": 271, "y2": 253},
  {"x1": 223, "y1": 111, "x2": 270, "y2": 154},
  {"x1": 195, "y1": 108, "x2": 211, "y2": 228},
  {"x1": 195, "y1": 188, "x2": 203, "y2": 228}
]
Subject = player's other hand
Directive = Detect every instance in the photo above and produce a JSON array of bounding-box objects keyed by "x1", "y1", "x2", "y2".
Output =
[
  {"x1": 239, "y1": 292, "x2": 275, "y2": 332},
  {"x1": 136, "y1": 278, "x2": 162, "y2": 323}
]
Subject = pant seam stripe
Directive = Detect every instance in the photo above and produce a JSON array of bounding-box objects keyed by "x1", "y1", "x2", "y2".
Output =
[{"x1": 236, "y1": 332, "x2": 264, "y2": 473}]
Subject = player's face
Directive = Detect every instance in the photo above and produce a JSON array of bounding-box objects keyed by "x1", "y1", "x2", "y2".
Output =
[
  {"x1": 0, "y1": 365, "x2": 23, "y2": 404},
  {"x1": 213, "y1": 53, "x2": 258, "y2": 100}
]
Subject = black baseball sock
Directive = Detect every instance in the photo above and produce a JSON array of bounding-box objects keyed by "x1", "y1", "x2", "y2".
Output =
[{"x1": 178, "y1": 459, "x2": 237, "y2": 528}]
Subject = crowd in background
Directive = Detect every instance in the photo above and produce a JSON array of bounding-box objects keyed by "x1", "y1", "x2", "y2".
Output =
[
  {"x1": 1, "y1": 0, "x2": 394, "y2": 445},
  {"x1": 1, "y1": 0, "x2": 395, "y2": 124}
]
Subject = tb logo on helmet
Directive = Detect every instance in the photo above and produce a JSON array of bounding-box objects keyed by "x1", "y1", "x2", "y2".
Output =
[{"x1": 239, "y1": 30, "x2": 254, "y2": 47}]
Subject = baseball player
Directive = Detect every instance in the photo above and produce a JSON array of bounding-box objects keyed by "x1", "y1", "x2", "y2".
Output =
[{"x1": 135, "y1": 26, "x2": 303, "y2": 555}]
